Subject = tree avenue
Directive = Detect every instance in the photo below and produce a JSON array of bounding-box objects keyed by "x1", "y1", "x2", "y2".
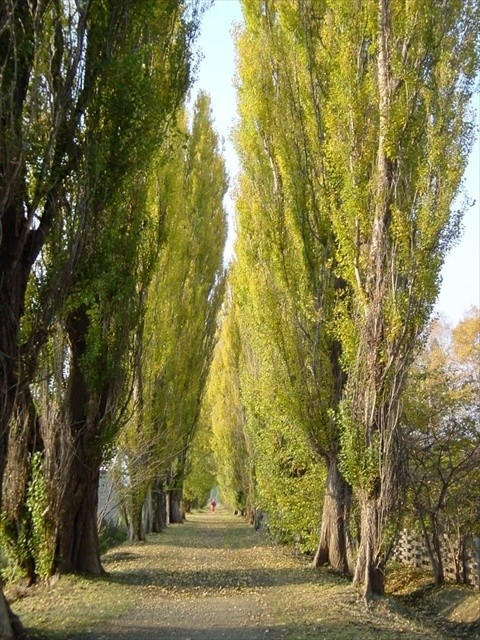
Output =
[
  {"x1": 0, "y1": 0, "x2": 479, "y2": 637},
  {"x1": 114, "y1": 92, "x2": 227, "y2": 540}
]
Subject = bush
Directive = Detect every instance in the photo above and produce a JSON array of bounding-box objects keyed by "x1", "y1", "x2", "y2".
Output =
[{"x1": 98, "y1": 520, "x2": 128, "y2": 554}]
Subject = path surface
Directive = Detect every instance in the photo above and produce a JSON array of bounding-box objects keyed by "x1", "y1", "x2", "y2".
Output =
[
  {"x1": 90, "y1": 510, "x2": 289, "y2": 639},
  {"x1": 12, "y1": 508, "x2": 479, "y2": 639}
]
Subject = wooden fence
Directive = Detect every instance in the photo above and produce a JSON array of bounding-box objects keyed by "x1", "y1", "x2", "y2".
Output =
[{"x1": 392, "y1": 529, "x2": 480, "y2": 590}]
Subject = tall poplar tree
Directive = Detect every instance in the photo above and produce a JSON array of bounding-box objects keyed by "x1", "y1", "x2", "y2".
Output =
[
  {"x1": 324, "y1": 0, "x2": 479, "y2": 596},
  {"x1": 118, "y1": 92, "x2": 227, "y2": 536},
  {"x1": 234, "y1": 0, "x2": 351, "y2": 571},
  {"x1": 44, "y1": 0, "x2": 195, "y2": 575},
  {"x1": 0, "y1": 2, "x2": 153, "y2": 634}
]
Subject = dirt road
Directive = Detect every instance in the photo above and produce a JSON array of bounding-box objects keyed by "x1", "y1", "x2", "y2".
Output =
[{"x1": 11, "y1": 509, "x2": 479, "y2": 639}]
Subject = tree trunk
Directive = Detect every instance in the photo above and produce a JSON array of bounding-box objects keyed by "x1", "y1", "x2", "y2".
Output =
[
  {"x1": 0, "y1": 591, "x2": 26, "y2": 640},
  {"x1": 313, "y1": 454, "x2": 351, "y2": 575},
  {"x1": 54, "y1": 462, "x2": 104, "y2": 575},
  {"x1": 354, "y1": 497, "x2": 386, "y2": 597},
  {"x1": 129, "y1": 495, "x2": 146, "y2": 542},
  {"x1": 350, "y1": 0, "x2": 400, "y2": 599},
  {"x1": 423, "y1": 514, "x2": 445, "y2": 586},
  {"x1": 0, "y1": 233, "x2": 37, "y2": 637},
  {"x1": 128, "y1": 318, "x2": 147, "y2": 544},
  {"x1": 0, "y1": 0, "x2": 36, "y2": 496},
  {"x1": 169, "y1": 489, "x2": 184, "y2": 523},
  {"x1": 148, "y1": 480, "x2": 168, "y2": 532},
  {"x1": 3, "y1": 385, "x2": 45, "y2": 583},
  {"x1": 50, "y1": 305, "x2": 104, "y2": 575},
  {"x1": 459, "y1": 536, "x2": 468, "y2": 585},
  {"x1": 165, "y1": 491, "x2": 171, "y2": 526},
  {"x1": 0, "y1": 239, "x2": 33, "y2": 509},
  {"x1": 142, "y1": 482, "x2": 168, "y2": 534},
  {"x1": 143, "y1": 489, "x2": 152, "y2": 534}
]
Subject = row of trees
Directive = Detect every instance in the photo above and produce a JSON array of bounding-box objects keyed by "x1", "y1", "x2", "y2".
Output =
[
  {"x1": 0, "y1": 0, "x2": 478, "y2": 636},
  {"x1": 206, "y1": 0, "x2": 479, "y2": 600},
  {"x1": 209, "y1": 306, "x2": 480, "y2": 580},
  {"x1": 0, "y1": 2, "x2": 229, "y2": 637},
  {"x1": 112, "y1": 94, "x2": 227, "y2": 540}
]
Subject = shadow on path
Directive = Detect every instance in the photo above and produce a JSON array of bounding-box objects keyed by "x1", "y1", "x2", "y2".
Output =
[
  {"x1": 146, "y1": 518, "x2": 270, "y2": 551},
  {"x1": 109, "y1": 566, "x2": 319, "y2": 591},
  {"x1": 61, "y1": 618, "x2": 455, "y2": 640}
]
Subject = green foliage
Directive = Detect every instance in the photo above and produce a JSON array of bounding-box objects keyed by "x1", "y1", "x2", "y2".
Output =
[
  {"x1": 250, "y1": 412, "x2": 325, "y2": 553},
  {"x1": 338, "y1": 402, "x2": 379, "y2": 495},
  {"x1": 183, "y1": 419, "x2": 216, "y2": 508},
  {"x1": 26, "y1": 453, "x2": 54, "y2": 580},
  {"x1": 0, "y1": 514, "x2": 30, "y2": 584},
  {"x1": 117, "y1": 91, "x2": 227, "y2": 521},
  {"x1": 72, "y1": 0, "x2": 194, "y2": 399},
  {"x1": 207, "y1": 298, "x2": 255, "y2": 513},
  {"x1": 233, "y1": 0, "x2": 347, "y2": 560},
  {"x1": 0, "y1": 453, "x2": 53, "y2": 582}
]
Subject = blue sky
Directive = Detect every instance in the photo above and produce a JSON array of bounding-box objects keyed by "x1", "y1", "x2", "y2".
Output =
[{"x1": 190, "y1": 0, "x2": 479, "y2": 327}]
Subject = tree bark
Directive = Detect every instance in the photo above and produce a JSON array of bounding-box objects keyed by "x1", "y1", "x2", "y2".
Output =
[
  {"x1": 147, "y1": 479, "x2": 167, "y2": 532},
  {"x1": 0, "y1": 590, "x2": 26, "y2": 640},
  {"x1": 3, "y1": 385, "x2": 44, "y2": 583},
  {"x1": 142, "y1": 489, "x2": 152, "y2": 534},
  {"x1": 55, "y1": 463, "x2": 104, "y2": 575},
  {"x1": 353, "y1": 497, "x2": 386, "y2": 596},
  {"x1": 313, "y1": 454, "x2": 351, "y2": 575},
  {"x1": 420, "y1": 514, "x2": 445, "y2": 586},
  {"x1": 350, "y1": 0, "x2": 397, "y2": 599},
  {"x1": 128, "y1": 316, "x2": 147, "y2": 544},
  {"x1": 0, "y1": 0, "x2": 36, "y2": 491},
  {"x1": 165, "y1": 491, "x2": 171, "y2": 526},
  {"x1": 169, "y1": 489, "x2": 184, "y2": 524},
  {"x1": 51, "y1": 305, "x2": 104, "y2": 575},
  {"x1": 129, "y1": 495, "x2": 146, "y2": 542}
]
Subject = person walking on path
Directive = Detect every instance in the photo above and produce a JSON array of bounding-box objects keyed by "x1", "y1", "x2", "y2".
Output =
[{"x1": 210, "y1": 499, "x2": 217, "y2": 512}]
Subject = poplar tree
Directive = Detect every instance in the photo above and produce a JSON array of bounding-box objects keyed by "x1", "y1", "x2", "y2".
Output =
[
  {"x1": 234, "y1": 0, "x2": 351, "y2": 570},
  {"x1": 44, "y1": 0, "x2": 195, "y2": 575},
  {"x1": 0, "y1": 2, "x2": 151, "y2": 634},
  {"x1": 324, "y1": 0, "x2": 479, "y2": 596},
  {"x1": 118, "y1": 92, "x2": 227, "y2": 536}
]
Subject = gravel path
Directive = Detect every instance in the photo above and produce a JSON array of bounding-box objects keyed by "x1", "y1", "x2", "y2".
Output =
[{"x1": 83, "y1": 510, "x2": 296, "y2": 640}]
